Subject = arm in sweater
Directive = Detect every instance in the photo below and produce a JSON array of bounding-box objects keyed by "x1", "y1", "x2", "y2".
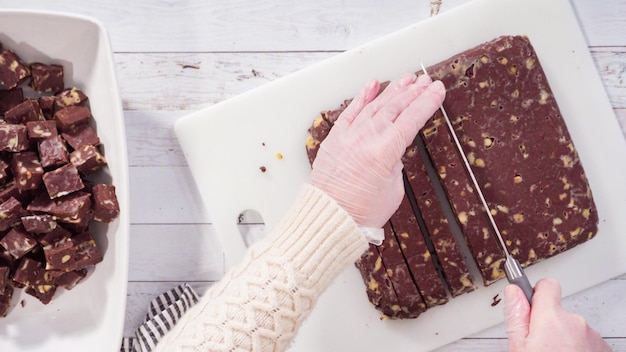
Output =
[{"x1": 155, "y1": 183, "x2": 369, "y2": 352}]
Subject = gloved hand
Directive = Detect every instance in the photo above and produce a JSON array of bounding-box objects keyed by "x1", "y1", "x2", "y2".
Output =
[
  {"x1": 309, "y1": 73, "x2": 445, "y2": 228},
  {"x1": 505, "y1": 278, "x2": 612, "y2": 352}
]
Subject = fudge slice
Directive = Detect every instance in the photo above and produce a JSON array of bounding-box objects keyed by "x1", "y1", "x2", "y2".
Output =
[
  {"x1": 389, "y1": 194, "x2": 448, "y2": 307},
  {"x1": 402, "y1": 144, "x2": 476, "y2": 296},
  {"x1": 376, "y1": 222, "x2": 427, "y2": 318},
  {"x1": 421, "y1": 35, "x2": 598, "y2": 285},
  {"x1": 354, "y1": 243, "x2": 402, "y2": 319}
]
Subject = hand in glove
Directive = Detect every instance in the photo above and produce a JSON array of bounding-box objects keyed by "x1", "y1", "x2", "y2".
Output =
[
  {"x1": 505, "y1": 278, "x2": 612, "y2": 352},
  {"x1": 309, "y1": 73, "x2": 445, "y2": 228}
]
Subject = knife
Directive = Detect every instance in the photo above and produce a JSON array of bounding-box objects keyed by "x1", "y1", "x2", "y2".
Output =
[{"x1": 419, "y1": 62, "x2": 534, "y2": 304}]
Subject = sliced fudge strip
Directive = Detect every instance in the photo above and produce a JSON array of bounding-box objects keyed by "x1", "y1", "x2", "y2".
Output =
[
  {"x1": 402, "y1": 144, "x2": 476, "y2": 296},
  {"x1": 354, "y1": 243, "x2": 402, "y2": 319},
  {"x1": 376, "y1": 222, "x2": 427, "y2": 318},
  {"x1": 389, "y1": 193, "x2": 448, "y2": 307},
  {"x1": 421, "y1": 35, "x2": 598, "y2": 285}
]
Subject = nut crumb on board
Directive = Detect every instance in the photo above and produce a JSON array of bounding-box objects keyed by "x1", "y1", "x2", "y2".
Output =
[
  {"x1": 430, "y1": 0, "x2": 442, "y2": 16},
  {"x1": 259, "y1": 166, "x2": 267, "y2": 173},
  {"x1": 491, "y1": 293, "x2": 502, "y2": 307}
]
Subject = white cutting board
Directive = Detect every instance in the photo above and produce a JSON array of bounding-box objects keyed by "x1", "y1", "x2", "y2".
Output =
[{"x1": 174, "y1": 0, "x2": 626, "y2": 350}]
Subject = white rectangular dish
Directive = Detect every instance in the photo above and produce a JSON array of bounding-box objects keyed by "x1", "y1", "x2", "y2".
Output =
[
  {"x1": 0, "y1": 10, "x2": 129, "y2": 352},
  {"x1": 175, "y1": 0, "x2": 626, "y2": 350}
]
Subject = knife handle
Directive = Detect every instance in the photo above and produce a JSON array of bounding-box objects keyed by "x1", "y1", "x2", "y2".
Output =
[
  {"x1": 509, "y1": 273, "x2": 534, "y2": 305},
  {"x1": 505, "y1": 257, "x2": 534, "y2": 304}
]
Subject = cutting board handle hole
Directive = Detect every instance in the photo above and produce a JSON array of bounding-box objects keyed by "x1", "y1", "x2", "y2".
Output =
[{"x1": 237, "y1": 209, "x2": 268, "y2": 247}]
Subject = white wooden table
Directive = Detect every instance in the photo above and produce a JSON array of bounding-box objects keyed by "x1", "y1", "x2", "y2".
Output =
[{"x1": 3, "y1": 1, "x2": 625, "y2": 350}]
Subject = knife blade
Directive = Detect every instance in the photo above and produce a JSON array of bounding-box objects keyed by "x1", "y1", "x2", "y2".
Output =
[{"x1": 419, "y1": 62, "x2": 534, "y2": 304}]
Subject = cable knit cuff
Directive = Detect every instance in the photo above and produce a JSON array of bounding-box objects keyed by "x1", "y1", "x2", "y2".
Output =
[{"x1": 268, "y1": 183, "x2": 369, "y2": 291}]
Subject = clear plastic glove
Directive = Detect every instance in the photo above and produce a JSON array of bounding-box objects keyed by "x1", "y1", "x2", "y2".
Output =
[
  {"x1": 505, "y1": 278, "x2": 612, "y2": 352},
  {"x1": 309, "y1": 73, "x2": 445, "y2": 228}
]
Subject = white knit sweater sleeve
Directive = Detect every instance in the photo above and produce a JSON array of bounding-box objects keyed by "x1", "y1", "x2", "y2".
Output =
[{"x1": 154, "y1": 183, "x2": 369, "y2": 352}]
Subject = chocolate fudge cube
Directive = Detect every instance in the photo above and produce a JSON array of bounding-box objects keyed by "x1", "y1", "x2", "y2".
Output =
[
  {"x1": 38, "y1": 135, "x2": 69, "y2": 168},
  {"x1": 0, "y1": 124, "x2": 29, "y2": 152},
  {"x1": 55, "y1": 87, "x2": 88, "y2": 109},
  {"x1": 70, "y1": 144, "x2": 107, "y2": 175},
  {"x1": 53, "y1": 268, "x2": 86, "y2": 290},
  {"x1": 36, "y1": 225, "x2": 70, "y2": 247},
  {"x1": 0, "y1": 266, "x2": 9, "y2": 287},
  {"x1": 13, "y1": 257, "x2": 42, "y2": 287},
  {"x1": 21, "y1": 214, "x2": 57, "y2": 234},
  {"x1": 11, "y1": 152, "x2": 44, "y2": 192},
  {"x1": 27, "y1": 191, "x2": 91, "y2": 224},
  {"x1": 26, "y1": 120, "x2": 58, "y2": 140},
  {"x1": 43, "y1": 164, "x2": 84, "y2": 198},
  {"x1": 0, "y1": 159, "x2": 9, "y2": 185},
  {"x1": 38, "y1": 95, "x2": 56, "y2": 120},
  {"x1": 92, "y1": 184, "x2": 119, "y2": 223},
  {"x1": 0, "y1": 50, "x2": 30, "y2": 89},
  {"x1": 0, "y1": 284, "x2": 13, "y2": 317},
  {"x1": 30, "y1": 63, "x2": 64, "y2": 93},
  {"x1": 53, "y1": 106, "x2": 91, "y2": 132},
  {"x1": 25, "y1": 269, "x2": 57, "y2": 304},
  {"x1": 0, "y1": 197, "x2": 24, "y2": 231},
  {"x1": 62, "y1": 123, "x2": 99, "y2": 150},
  {"x1": 0, "y1": 88, "x2": 23, "y2": 116},
  {"x1": 4, "y1": 99, "x2": 44, "y2": 124},
  {"x1": 43, "y1": 232, "x2": 102, "y2": 272},
  {"x1": 0, "y1": 225, "x2": 37, "y2": 259},
  {"x1": 0, "y1": 181, "x2": 30, "y2": 205}
]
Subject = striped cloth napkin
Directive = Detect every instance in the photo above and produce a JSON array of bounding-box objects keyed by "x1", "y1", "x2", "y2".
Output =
[{"x1": 120, "y1": 283, "x2": 199, "y2": 352}]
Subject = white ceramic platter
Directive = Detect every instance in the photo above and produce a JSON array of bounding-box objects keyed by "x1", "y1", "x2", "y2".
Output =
[
  {"x1": 0, "y1": 10, "x2": 129, "y2": 352},
  {"x1": 175, "y1": 0, "x2": 626, "y2": 350}
]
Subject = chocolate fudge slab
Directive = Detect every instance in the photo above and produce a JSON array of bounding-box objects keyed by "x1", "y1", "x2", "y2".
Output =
[
  {"x1": 355, "y1": 243, "x2": 402, "y2": 319},
  {"x1": 390, "y1": 194, "x2": 448, "y2": 307},
  {"x1": 402, "y1": 144, "x2": 476, "y2": 296},
  {"x1": 421, "y1": 35, "x2": 598, "y2": 285},
  {"x1": 376, "y1": 222, "x2": 426, "y2": 318}
]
